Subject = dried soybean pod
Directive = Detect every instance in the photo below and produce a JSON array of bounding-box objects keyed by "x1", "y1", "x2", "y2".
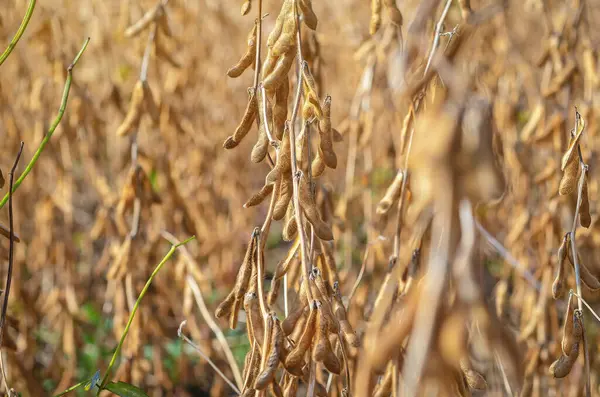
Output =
[
  {"x1": 271, "y1": 11, "x2": 297, "y2": 57},
  {"x1": 559, "y1": 156, "x2": 579, "y2": 195},
  {"x1": 251, "y1": 88, "x2": 272, "y2": 163},
  {"x1": 229, "y1": 297, "x2": 243, "y2": 329},
  {"x1": 234, "y1": 232, "x2": 258, "y2": 300},
  {"x1": 282, "y1": 303, "x2": 307, "y2": 335},
  {"x1": 245, "y1": 292, "x2": 265, "y2": 347},
  {"x1": 550, "y1": 342, "x2": 580, "y2": 378},
  {"x1": 228, "y1": 24, "x2": 257, "y2": 78},
  {"x1": 561, "y1": 119, "x2": 585, "y2": 171},
  {"x1": 318, "y1": 96, "x2": 337, "y2": 168},
  {"x1": 320, "y1": 242, "x2": 339, "y2": 286},
  {"x1": 267, "y1": 0, "x2": 293, "y2": 48},
  {"x1": 311, "y1": 152, "x2": 326, "y2": 177},
  {"x1": 268, "y1": 277, "x2": 281, "y2": 306},
  {"x1": 116, "y1": 80, "x2": 145, "y2": 136},
  {"x1": 124, "y1": 3, "x2": 162, "y2": 37},
  {"x1": 273, "y1": 240, "x2": 300, "y2": 281},
  {"x1": 266, "y1": 125, "x2": 292, "y2": 184},
  {"x1": 383, "y1": 0, "x2": 403, "y2": 26},
  {"x1": 298, "y1": 0, "x2": 318, "y2": 30},
  {"x1": 577, "y1": 258, "x2": 600, "y2": 290},
  {"x1": 264, "y1": 49, "x2": 296, "y2": 92},
  {"x1": 215, "y1": 289, "x2": 236, "y2": 319},
  {"x1": 301, "y1": 64, "x2": 323, "y2": 118},
  {"x1": 142, "y1": 81, "x2": 160, "y2": 125},
  {"x1": 370, "y1": 0, "x2": 382, "y2": 35},
  {"x1": 285, "y1": 302, "x2": 318, "y2": 370},
  {"x1": 245, "y1": 183, "x2": 275, "y2": 208},
  {"x1": 282, "y1": 205, "x2": 298, "y2": 241},
  {"x1": 580, "y1": 177, "x2": 591, "y2": 228},
  {"x1": 224, "y1": 88, "x2": 258, "y2": 149},
  {"x1": 460, "y1": 360, "x2": 487, "y2": 390},
  {"x1": 298, "y1": 175, "x2": 333, "y2": 241},
  {"x1": 563, "y1": 309, "x2": 584, "y2": 356},
  {"x1": 241, "y1": 0, "x2": 252, "y2": 15},
  {"x1": 273, "y1": 175, "x2": 293, "y2": 220},
  {"x1": 376, "y1": 170, "x2": 404, "y2": 215},
  {"x1": 313, "y1": 304, "x2": 341, "y2": 374},
  {"x1": 552, "y1": 233, "x2": 569, "y2": 299},
  {"x1": 272, "y1": 78, "x2": 289, "y2": 140},
  {"x1": 561, "y1": 294, "x2": 575, "y2": 354},
  {"x1": 255, "y1": 317, "x2": 283, "y2": 389},
  {"x1": 339, "y1": 318, "x2": 359, "y2": 347}
]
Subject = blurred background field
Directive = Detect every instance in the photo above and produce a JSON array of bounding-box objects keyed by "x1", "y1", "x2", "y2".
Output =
[{"x1": 1, "y1": 0, "x2": 600, "y2": 396}]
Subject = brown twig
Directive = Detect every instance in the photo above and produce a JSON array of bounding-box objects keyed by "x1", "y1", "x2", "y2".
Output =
[{"x1": 0, "y1": 142, "x2": 24, "y2": 391}]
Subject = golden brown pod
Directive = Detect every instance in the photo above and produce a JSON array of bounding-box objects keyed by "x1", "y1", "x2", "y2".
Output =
[
  {"x1": 282, "y1": 302, "x2": 307, "y2": 336},
  {"x1": 272, "y1": 78, "x2": 289, "y2": 140},
  {"x1": 224, "y1": 88, "x2": 258, "y2": 149},
  {"x1": 559, "y1": 157, "x2": 579, "y2": 196},
  {"x1": 273, "y1": 174, "x2": 293, "y2": 221},
  {"x1": 549, "y1": 342, "x2": 579, "y2": 378},
  {"x1": 552, "y1": 233, "x2": 569, "y2": 299},
  {"x1": 229, "y1": 297, "x2": 243, "y2": 329},
  {"x1": 370, "y1": 0, "x2": 382, "y2": 35},
  {"x1": 580, "y1": 177, "x2": 591, "y2": 228},
  {"x1": 270, "y1": 11, "x2": 297, "y2": 57},
  {"x1": 255, "y1": 317, "x2": 283, "y2": 389},
  {"x1": 245, "y1": 183, "x2": 275, "y2": 208},
  {"x1": 317, "y1": 96, "x2": 337, "y2": 168},
  {"x1": 298, "y1": 0, "x2": 318, "y2": 30},
  {"x1": 263, "y1": 50, "x2": 296, "y2": 92},
  {"x1": 285, "y1": 302, "x2": 317, "y2": 372},
  {"x1": 251, "y1": 88, "x2": 272, "y2": 163},
  {"x1": 267, "y1": 0, "x2": 293, "y2": 48},
  {"x1": 234, "y1": 233, "x2": 258, "y2": 300},
  {"x1": 266, "y1": 125, "x2": 291, "y2": 185},
  {"x1": 301, "y1": 64, "x2": 323, "y2": 118},
  {"x1": 376, "y1": 170, "x2": 404, "y2": 215},
  {"x1": 298, "y1": 175, "x2": 333, "y2": 241},
  {"x1": 116, "y1": 80, "x2": 145, "y2": 136},
  {"x1": 567, "y1": 247, "x2": 600, "y2": 290},
  {"x1": 244, "y1": 292, "x2": 265, "y2": 347},
  {"x1": 311, "y1": 152, "x2": 326, "y2": 177},
  {"x1": 383, "y1": 0, "x2": 403, "y2": 26},
  {"x1": 241, "y1": 0, "x2": 252, "y2": 15},
  {"x1": 215, "y1": 290, "x2": 236, "y2": 319},
  {"x1": 124, "y1": 4, "x2": 163, "y2": 37},
  {"x1": 282, "y1": 206, "x2": 298, "y2": 241},
  {"x1": 562, "y1": 308, "x2": 583, "y2": 356},
  {"x1": 227, "y1": 24, "x2": 257, "y2": 78},
  {"x1": 312, "y1": 304, "x2": 341, "y2": 374},
  {"x1": 460, "y1": 360, "x2": 487, "y2": 390}
]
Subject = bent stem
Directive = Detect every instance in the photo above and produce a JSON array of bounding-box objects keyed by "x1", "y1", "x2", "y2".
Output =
[
  {"x1": 0, "y1": 0, "x2": 36, "y2": 66},
  {"x1": 98, "y1": 235, "x2": 195, "y2": 391},
  {"x1": 178, "y1": 321, "x2": 241, "y2": 396},
  {"x1": 0, "y1": 37, "x2": 90, "y2": 209},
  {"x1": 569, "y1": 161, "x2": 590, "y2": 397}
]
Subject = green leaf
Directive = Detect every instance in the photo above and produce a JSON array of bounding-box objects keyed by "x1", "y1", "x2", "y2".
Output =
[{"x1": 103, "y1": 382, "x2": 149, "y2": 397}]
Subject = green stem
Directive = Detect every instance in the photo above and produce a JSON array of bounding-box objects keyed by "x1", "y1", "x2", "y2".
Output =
[
  {"x1": 51, "y1": 378, "x2": 89, "y2": 397},
  {"x1": 0, "y1": 0, "x2": 36, "y2": 66},
  {"x1": 98, "y1": 236, "x2": 196, "y2": 391},
  {"x1": 0, "y1": 36, "x2": 90, "y2": 210}
]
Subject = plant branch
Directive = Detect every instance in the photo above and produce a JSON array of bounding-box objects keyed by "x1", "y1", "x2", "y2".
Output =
[
  {"x1": 0, "y1": 37, "x2": 90, "y2": 210},
  {"x1": 0, "y1": 143, "x2": 24, "y2": 392},
  {"x1": 423, "y1": 0, "x2": 453, "y2": 76},
  {"x1": 178, "y1": 321, "x2": 241, "y2": 395},
  {"x1": 186, "y1": 275, "x2": 243, "y2": 390},
  {"x1": 0, "y1": 0, "x2": 36, "y2": 66},
  {"x1": 98, "y1": 235, "x2": 195, "y2": 390}
]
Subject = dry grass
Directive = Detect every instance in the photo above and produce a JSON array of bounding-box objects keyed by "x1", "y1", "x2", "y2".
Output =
[{"x1": 1, "y1": 0, "x2": 600, "y2": 396}]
